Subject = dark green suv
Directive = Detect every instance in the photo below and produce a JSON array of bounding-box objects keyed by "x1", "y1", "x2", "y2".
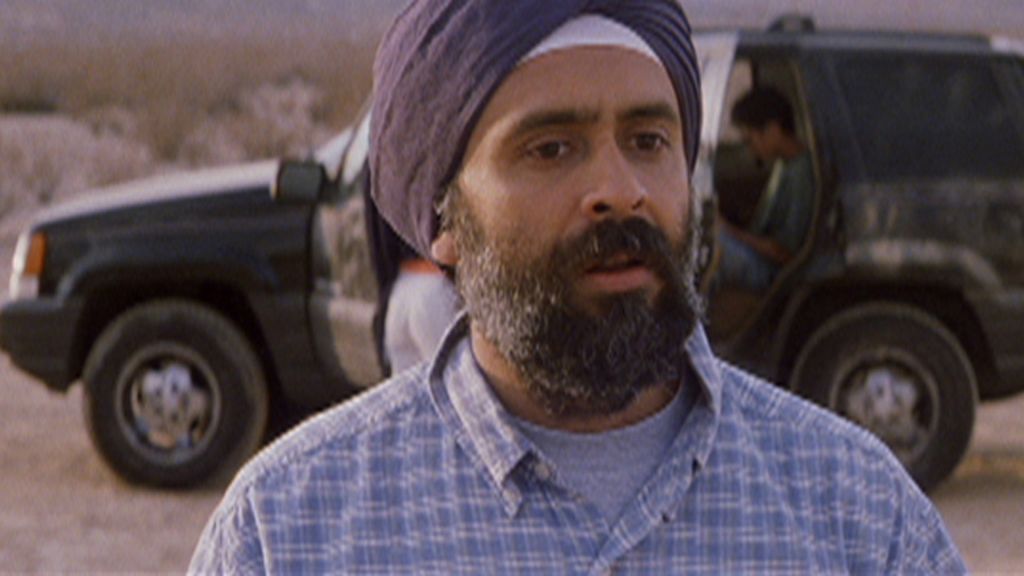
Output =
[{"x1": 698, "y1": 18, "x2": 1024, "y2": 490}]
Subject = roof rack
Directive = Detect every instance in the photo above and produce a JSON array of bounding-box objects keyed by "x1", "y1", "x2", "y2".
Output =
[{"x1": 768, "y1": 14, "x2": 815, "y2": 33}]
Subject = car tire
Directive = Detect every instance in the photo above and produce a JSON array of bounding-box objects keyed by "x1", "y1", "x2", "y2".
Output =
[
  {"x1": 82, "y1": 299, "x2": 268, "y2": 488},
  {"x1": 789, "y1": 302, "x2": 977, "y2": 492}
]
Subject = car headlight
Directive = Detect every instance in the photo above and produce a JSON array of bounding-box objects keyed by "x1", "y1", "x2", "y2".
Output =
[{"x1": 10, "y1": 231, "x2": 46, "y2": 300}]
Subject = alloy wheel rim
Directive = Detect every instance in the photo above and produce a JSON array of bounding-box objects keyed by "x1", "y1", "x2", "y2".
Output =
[
  {"x1": 114, "y1": 343, "x2": 223, "y2": 466},
  {"x1": 829, "y1": 348, "x2": 940, "y2": 465}
]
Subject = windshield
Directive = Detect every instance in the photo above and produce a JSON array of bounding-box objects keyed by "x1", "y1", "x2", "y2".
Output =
[
  {"x1": 314, "y1": 111, "x2": 371, "y2": 185},
  {"x1": 314, "y1": 127, "x2": 354, "y2": 181},
  {"x1": 340, "y1": 113, "x2": 371, "y2": 186}
]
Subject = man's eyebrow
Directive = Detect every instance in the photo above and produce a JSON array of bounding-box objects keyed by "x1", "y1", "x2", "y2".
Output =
[
  {"x1": 618, "y1": 102, "x2": 681, "y2": 125},
  {"x1": 508, "y1": 108, "x2": 601, "y2": 138},
  {"x1": 505, "y1": 102, "x2": 680, "y2": 140}
]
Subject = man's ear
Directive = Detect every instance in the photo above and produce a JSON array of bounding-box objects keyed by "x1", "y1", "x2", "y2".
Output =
[{"x1": 431, "y1": 230, "x2": 459, "y2": 267}]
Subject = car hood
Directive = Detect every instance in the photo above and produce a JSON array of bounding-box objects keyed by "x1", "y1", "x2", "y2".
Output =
[{"x1": 33, "y1": 160, "x2": 280, "y2": 228}]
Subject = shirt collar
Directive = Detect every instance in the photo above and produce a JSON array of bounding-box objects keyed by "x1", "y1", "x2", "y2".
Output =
[
  {"x1": 683, "y1": 321, "x2": 724, "y2": 417},
  {"x1": 428, "y1": 315, "x2": 532, "y2": 516},
  {"x1": 428, "y1": 313, "x2": 725, "y2": 515}
]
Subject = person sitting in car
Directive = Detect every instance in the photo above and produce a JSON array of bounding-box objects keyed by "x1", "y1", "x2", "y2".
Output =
[{"x1": 716, "y1": 86, "x2": 814, "y2": 291}]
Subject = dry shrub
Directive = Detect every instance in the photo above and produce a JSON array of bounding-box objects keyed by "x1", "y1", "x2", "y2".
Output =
[
  {"x1": 81, "y1": 106, "x2": 141, "y2": 140},
  {"x1": 0, "y1": 29, "x2": 377, "y2": 231},
  {"x1": 0, "y1": 114, "x2": 154, "y2": 222},
  {"x1": 180, "y1": 78, "x2": 333, "y2": 165},
  {"x1": 0, "y1": 32, "x2": 376, "y2": 163},
  {"x1": 237, "y1": 78, "x2": 329, "y2": 158},
  {"x1": 177, "y1": 121, "x2": 247, "y2": 167}
]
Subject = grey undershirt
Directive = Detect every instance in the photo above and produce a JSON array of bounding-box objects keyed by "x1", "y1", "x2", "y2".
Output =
[{"x1": 513, "y1": 382, "x2": 695, "y2": 526}]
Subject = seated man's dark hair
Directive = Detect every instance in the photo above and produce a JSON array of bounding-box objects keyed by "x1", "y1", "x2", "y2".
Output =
[{"x1": 731, "y1": 86, "x2": 796, "y2": 134}]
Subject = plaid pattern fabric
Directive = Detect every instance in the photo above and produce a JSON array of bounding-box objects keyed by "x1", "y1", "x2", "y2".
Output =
[{"x1": 190, "y1": 319, "x2": 965, "y2": 575}]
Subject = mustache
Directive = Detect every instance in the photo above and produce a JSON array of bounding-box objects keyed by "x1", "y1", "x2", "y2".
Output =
[{"x1": 555, "y1": 218, "x2": 679, "y2": 280}]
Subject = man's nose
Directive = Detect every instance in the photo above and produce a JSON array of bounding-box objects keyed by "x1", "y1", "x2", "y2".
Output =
[{"x1": 581, "y1": 142, "x2": 648, "y2": 220}]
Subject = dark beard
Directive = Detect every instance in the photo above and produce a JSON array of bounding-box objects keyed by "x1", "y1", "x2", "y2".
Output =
[{"x1": 449, "y1": 198, "x2": 702, "y2": 418}]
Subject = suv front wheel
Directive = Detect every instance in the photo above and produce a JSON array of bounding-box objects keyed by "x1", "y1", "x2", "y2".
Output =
[
  {"x1": 790, "y1": 302, "x2": 977, "y2": 492},
  {"x1": 82, "y1": 299, "x2": 268, "y2": 487}
]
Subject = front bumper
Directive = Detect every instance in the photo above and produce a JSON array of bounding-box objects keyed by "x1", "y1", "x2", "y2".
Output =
[{"x1": 0, "y1": 296, "x2": 85, "y2": 391}]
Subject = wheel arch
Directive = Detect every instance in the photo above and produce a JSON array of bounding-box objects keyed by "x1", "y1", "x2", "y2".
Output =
[
  {"x1": 70, "y1": 280, "x2": 282, "y2": 405},
  {"x1": 776, "y1": 283, "x2": 997, "y2": 398},
  {"x1": 785, "y1": 298, "x2": 978, "y2": 491}
]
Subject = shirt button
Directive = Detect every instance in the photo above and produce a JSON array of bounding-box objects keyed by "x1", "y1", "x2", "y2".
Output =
[{"x1": 534, "y1": 462, "x2": 552, "y2": 481}]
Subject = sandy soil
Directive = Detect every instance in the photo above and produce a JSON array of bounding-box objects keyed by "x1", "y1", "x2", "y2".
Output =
[
  {"x1": 1, "y1": 291, "x2": 1022, "y2": 572},
  {"x1": 0, "y1": 381, "x2": 222, "y2": 572},
  {"x1": 931, "y1": 395, "x2": 1024, "y2": 572}
]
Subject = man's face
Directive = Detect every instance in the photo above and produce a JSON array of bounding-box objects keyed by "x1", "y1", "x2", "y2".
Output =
[
  {"x1": 436, "y1": 46, "x2": 701, "y2": 416},
  {"x1": 739, "y1": 122, "x2": 782, "y2": 163}
]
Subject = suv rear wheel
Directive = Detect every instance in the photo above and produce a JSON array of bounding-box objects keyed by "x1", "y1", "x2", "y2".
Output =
[
  {"x1": 82, "y1": 300, "x2": 268, "y2": 487},
  {"x1": 790, "y1": 302, "x2": 977, "y2": 491}
]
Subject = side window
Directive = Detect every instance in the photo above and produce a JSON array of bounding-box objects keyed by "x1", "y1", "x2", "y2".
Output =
[
  {"x1": 714, "y1": 60, "x2": 762, "y2": 228},
  {"x1": 338, "y1": 114, "x2": 372, "y2": 199},
  {"x1": 832, "y1": 53, "x2": 1024, "y2": 181},
  {"x1": 313, "y1": 113, "x2": 377, "y2": 301},
  {"x1": 718, "y1": 60, "x2": 755, "y2": 144}
]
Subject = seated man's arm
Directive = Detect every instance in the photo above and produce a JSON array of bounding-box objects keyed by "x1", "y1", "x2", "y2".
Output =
[
  {"x1": 771, "y1": 155, "x2": 816, "y2": 261},
  {"x1": 720, "y1": 217, "x2": 793, "y2": 265}
]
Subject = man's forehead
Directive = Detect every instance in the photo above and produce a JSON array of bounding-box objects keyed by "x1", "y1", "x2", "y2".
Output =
[{"x1": 475, "y1": 47, "x2": 682, "y2": 142}]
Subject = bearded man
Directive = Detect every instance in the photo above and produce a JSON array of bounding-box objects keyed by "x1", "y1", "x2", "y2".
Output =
[{"x1": 190, "y1": 1, "x2": 965, "y2": 573}]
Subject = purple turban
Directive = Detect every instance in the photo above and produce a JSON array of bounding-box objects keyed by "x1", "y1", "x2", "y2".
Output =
[{"x1": 370, "y1": 0, "x2": 702, "y2": 258}]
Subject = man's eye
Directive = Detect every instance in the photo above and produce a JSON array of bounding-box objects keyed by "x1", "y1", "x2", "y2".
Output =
[
  {"x1": 634, "y1": 132, "x2": 669, "y2": 152},
  {"x1": 528, "y1": 140, "x2": 571, "y2": 160}
]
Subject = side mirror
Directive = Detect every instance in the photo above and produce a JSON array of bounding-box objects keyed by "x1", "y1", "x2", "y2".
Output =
[{"x1": 273, "y1": 160, "x2": 327, "y2": 204}]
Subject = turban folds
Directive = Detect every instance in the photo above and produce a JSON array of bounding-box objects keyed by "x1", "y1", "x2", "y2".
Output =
[{"x1": 370, "y1": 0, "x2": 702, "y2": 258}]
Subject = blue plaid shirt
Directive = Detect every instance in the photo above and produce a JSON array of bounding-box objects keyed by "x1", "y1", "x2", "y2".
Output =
[{"x1": 190, "y1": 319, "x2": 965, "y2": 575}]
